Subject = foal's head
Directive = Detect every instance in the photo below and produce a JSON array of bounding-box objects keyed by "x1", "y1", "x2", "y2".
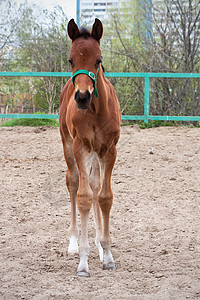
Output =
[{"x1": 68, "y1": 18, "x2": 103, "y2": 109}]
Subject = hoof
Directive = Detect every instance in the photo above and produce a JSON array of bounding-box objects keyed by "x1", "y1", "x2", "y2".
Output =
[
  {"x1": 103, "y1": 262, "x2": 116, "y2": 271},
  {"x1": 77, "y1": 271, "x2": 90, "y2": 278},
  {"x1": 68, "y1": 249, "x2": 79, "y2": 256}
]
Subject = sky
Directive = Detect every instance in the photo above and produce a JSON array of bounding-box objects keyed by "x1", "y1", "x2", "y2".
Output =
[{"x1": 16, "y1": 0, "x2": 76, "y2": 20}]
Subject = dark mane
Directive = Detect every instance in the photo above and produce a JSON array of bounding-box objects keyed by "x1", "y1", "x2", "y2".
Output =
[{"x1": 79, "y1": 27, "x2": 91, "y2": 39}]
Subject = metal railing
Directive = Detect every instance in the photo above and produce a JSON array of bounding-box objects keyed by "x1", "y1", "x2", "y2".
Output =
[{"x1": 0, "y1": 72, "x2": 200, "y2": 123}]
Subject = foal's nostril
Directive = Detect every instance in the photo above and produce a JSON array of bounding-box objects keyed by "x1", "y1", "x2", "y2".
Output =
[
  {"x1": 84, "y1": 90, "x2": 91, "y2": 101},
  {"x1": 74, "y1": 90, "x2": 91, "y2": 109},
  {"x1": 75, "y1": 90, "x2": 91, "y2": 102}
]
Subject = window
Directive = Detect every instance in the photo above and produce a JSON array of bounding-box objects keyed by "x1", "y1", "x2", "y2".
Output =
[
  {"x1": 94, "y1": 3, "x2": 106, "y2": 6},
  {"x1": 94, "y1": 8, "x2": 106, "y2": 12}
]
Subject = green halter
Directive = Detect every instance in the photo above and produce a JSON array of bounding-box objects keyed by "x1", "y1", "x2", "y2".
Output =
[{"x1": 71, "y1": 68, "x2": 99, "y2": 98}]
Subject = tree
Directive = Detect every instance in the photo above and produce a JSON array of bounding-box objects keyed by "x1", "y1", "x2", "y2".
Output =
[
  {"x1": 17, "y1": 7, "x2": 70, "y2": 113},
  {"x1": 102, "y1": 0, "x2": 200, "y2": 117},
  {"x1": 0, "y1": 0, "x2": 16, "y2": 58},
  {"x1": 101, "y1": 0, "x2": 152, "y2": 115},
  {"x1": 1, "y1": 3, "x2": 70, "y2": 114},
  {"x1": 0, "y1": 0, "x2": 26, "y2": 112},
  {"x1": 149, "y1": 0, "x2": 200, "y2": 116}
]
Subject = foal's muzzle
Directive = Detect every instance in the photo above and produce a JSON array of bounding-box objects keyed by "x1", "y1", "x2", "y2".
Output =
[{"x1": 74, "y1": 90, "x2": 92, "y2": 110}]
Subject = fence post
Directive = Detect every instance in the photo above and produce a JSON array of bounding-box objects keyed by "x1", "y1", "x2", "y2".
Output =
[{"x1": 144, "y1": 75, "x2": 150, "y2": 123}]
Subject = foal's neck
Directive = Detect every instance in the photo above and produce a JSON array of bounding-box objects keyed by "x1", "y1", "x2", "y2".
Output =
[{"x1": 93, "y1": 65, "x2": 109, "y2": 114}]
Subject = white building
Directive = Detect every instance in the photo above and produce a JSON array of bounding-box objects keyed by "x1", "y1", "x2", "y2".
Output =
[{"x1": 78, "y1": 0, "x2": 127, "y2": 26}]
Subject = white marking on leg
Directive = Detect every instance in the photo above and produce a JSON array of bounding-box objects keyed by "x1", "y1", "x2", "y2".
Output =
[
  {"x1": 68, "y1": 235, "x2": 79, "y2": 254},
  {"x1": 95, "y1": 241, "x2": 103, "y2": 262},
  {"x1": 103, "y1": 249, "x2": 114, "y2": 265},
  {"x1": 77, "y1": 254, "x2": 90, "y2": 276},
  {"x1": 102, "y1": 248, "x2": 115, "y2": 270}
]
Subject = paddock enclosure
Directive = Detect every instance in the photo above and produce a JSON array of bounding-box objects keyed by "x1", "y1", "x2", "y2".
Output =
[{"x1": 1, "y1": 126, "x2": 200, "y2": 299}]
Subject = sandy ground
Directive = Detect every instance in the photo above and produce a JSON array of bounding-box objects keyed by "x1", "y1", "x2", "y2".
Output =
[{"x1": 0, "y1": 125, "x2": 200, "y2": 300}]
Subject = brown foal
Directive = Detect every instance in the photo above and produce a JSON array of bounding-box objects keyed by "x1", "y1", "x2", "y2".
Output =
[{"x1": 59, "y1": 18, "x2": 121, "y2": 277}]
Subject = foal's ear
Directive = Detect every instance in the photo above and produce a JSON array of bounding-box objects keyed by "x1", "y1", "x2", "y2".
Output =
[
  {"x1": 91, "y1": 18, "x2": 103, "y2": 43},
  {"x1": 67, "y1": 19, "x2": 80, "y2": 41}
]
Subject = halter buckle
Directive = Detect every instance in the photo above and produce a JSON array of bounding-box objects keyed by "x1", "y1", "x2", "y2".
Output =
[{"x1": 88, "y1": 71, "x2": 95, "y2": 80}]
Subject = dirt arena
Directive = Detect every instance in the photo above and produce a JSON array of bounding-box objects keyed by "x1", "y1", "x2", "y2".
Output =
[{"x1": 0, "y1": 125, "x2": 200, "y2": 299}]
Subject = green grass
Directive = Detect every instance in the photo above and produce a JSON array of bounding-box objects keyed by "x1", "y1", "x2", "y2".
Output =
[
  {"x1": 1, "y1": 118, "x2": 59, "y2": 127},
  {"x1": 1, "y1": 118, "x2": 199, "y2": 129},
  {"x1": 121, "y1": 120, "x2": 200, "y2": 129},
  {"x1": 139, "y1": 120, "x2": 177, "y2": 129},
  {"x1": 120, "y1": 120, "x2": 176, "y2": 128}
]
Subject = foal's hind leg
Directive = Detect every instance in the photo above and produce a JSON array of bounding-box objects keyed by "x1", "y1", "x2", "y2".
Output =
[
  {"x1": 89, "y1": 155, "x2": 103, "y2": 261},
  {"x1": 98, "y1": 146, "x2": 116, "y2": 271}
]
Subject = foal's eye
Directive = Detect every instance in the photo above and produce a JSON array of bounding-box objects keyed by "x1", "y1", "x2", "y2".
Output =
[
  {"x1": 68, "y1": 59, "x2": 74, "y2": 67},
  {"x1": 95, "y1": 59, "x2": 102, "y2": 67}
]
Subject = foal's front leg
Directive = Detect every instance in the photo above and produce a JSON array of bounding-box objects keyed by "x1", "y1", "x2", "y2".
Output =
[
  {"x1": 73, "y1": 139, "x2": 93, "y2": 277},
  {"x1": 66, "y1": 166, "x2": 79, "y2": 255},
  {"x1": 62, "y1": 139, "x2": 79, "y2": 255}
]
